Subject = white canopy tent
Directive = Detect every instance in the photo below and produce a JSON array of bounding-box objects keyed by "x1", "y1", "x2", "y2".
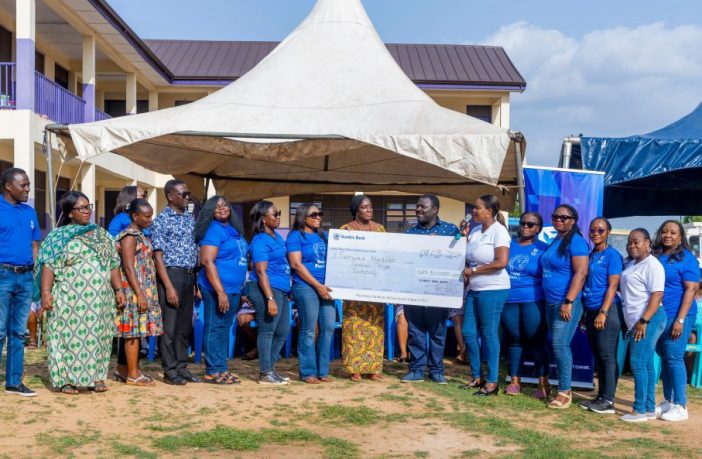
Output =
[{"x1": 49, "y1": 0, "x2": 526, "y2": 206}]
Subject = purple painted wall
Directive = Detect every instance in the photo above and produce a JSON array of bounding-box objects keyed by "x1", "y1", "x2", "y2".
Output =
[{"x1": 15, "y1": 38, "x2": 34, "y2": 110}]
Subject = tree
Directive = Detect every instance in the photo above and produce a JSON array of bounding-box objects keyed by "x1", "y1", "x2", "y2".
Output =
[{"x1": 683, "y1": 216, "x2": 702, "y2": 224}]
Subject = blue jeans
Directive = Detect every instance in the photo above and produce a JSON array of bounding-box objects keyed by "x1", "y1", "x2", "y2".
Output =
[
  {"x1": 0, "y1": 269, "x2": 33, "y2": 388},
  {"x1": 657, "y1": 313, "x2": 696, "y2": 406},
  {"x1": 546, "y1": 299, "x2": 584, "y2": 391},
  {"x1": 247, "y1": 282, "x2": 290, "y2": 375},
  {"x1": 200, "y1": 287, "x2": 238, "y2": 375},
  {"x1": 405, "y1": 305, "x2": 448, "y2": 376},
  {"x1": 463, "y1": 289, "x2": 509, "y2": 383},
  {"x1": 292, "y1": 283, "x2": 335, "y2": 379},
  {"x1": 629, "y1": 308, "x2": 666, "y2": 414},
  {"x1": 500, "y1": 300, "x2": 549, "y2": 378}
]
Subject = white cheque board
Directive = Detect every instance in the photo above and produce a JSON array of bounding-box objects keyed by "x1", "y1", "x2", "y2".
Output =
[{"x1": 326, "y1": 229, "x2": 466, "y2": 308}]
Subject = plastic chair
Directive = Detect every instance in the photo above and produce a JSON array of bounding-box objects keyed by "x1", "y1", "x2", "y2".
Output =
[
  {"x1": 686, "y1": 313, "x2": 702, "y2": 388},
  {"x1": 385, "y1": 304, "x2": 397, "y2": 360},
  {"x1": 329, "y1": 299, "x2": 343, "y2": 360}
]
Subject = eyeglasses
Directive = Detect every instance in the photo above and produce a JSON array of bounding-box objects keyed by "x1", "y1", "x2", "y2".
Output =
[
  {"x1": 551, "y1": 214, "x2": 574, "y2": 222},
  {"x1": 268, "y1": 210, "x2": 282, "y2": 218},
  {"x1": 72, "y1": 204, "x2": 94, "y2": 213},
  {"x1": 519, "y1": 221, "x2": 538, "y2": 228},
  {"x1": 307, "y1": 211, "x2": 324, "y2": 219},
  {"x1": 589, "y1": 228, "x2": 606, "y2": 235},
  {"x1": 171, "y1": 191, "x2": 191, "y2": 199}
]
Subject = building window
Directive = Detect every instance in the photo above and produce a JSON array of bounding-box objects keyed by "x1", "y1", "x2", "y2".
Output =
[
  {"x1": 466, "y1": 105, "x2": 492, "y2": 123},
  {"x1": 0, "y1": 25, "x2": 11, "y2": 62},
  {"x1": 35, "y1": 51, "x2": 45, "y2": 75},
  {"x1": 104, "y1": 99, "x2": 149, "y2": 117},
  {"x1": 289, "y1": 194, "x2": 419, "y2": 233},
  {"x1": 55, "y1": 64, "x2": 69, "y2": 89}
]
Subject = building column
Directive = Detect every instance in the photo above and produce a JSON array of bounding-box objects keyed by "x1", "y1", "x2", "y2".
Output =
[
  {"x1": 492, "y1": 94, "x2": 510, "y2": 129},
  {"x1": 96, "y1": 89, "x2": 105, "y2": 111},
  {"x1": 44, "y1": 56, "x2": 55, "y2": 81},
  {"x1": 13, "y1": 111, "x2": 35, "y2": 206},
  {"x1": 81, "y1": 163, "x2": 96, "y2": 223},
  {"x1": 97, "y1": 185, "x2": 106, "y2": 226},
  {"x1": 126, "y1": 72, "x2": 137, "y2": 115},
  {"x1": 82, "y1": 35, "x2": 96, "y2": 122},
  {"x1": 148, "y1": 91, "x2": 158, "y2": 112},
  {"x1": 15, "y1": 0, "x2": 35, "y2": 111}
]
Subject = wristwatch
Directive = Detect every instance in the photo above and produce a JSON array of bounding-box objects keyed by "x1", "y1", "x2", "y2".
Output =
[
  {"x1": 563, "y1": 298, "x2": 573, "y2": 305},
  {"x1": 639, "y1": 317, "x2": 649, "y2": 325},
  {"x1": 677, "y1": 318, "x2": 685, "y2": 325},
  {"x1": 265, "y1": 296, "x2": 274, "y2": 302}
]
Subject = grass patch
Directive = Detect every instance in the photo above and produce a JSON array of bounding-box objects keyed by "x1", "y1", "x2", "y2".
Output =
[
  {"x1": 38, "y1": 431, "x2": 100, "y2": 455},
  {"x1": 111, "y1": 441, "x2": 158, "y2": 459},
  {"x1": 153, "y1": 426, "x2": 358, "y2": 458},
  {"x1": 318, "y1": 405, "x2": 380, "y2": 426},
  {"x1": 611, "y1": 437, "x2": 699, "y2": 458}
]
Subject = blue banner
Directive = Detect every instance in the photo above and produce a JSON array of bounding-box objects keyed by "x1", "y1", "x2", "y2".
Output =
[{"x1": 520, "y1": 166, "x2": 605, "y2": 389}]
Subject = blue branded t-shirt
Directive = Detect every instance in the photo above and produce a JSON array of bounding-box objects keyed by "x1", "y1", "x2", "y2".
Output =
[
  {"x1": 286, "y1": 230, "x2": 328, "y2": 285},
  {"x1": 506, "y1": 239, "x2": 547, "y2": 303},
  {"x1": 249, "y1": 231, "x2": 291, "y2": 293},
  {"x1": 198, "y1": 221, "x2": 248, "y2": 294},
  {"x1": 0, "y1": 196, "x2": 41, "y2": 266},
  {"x1": 583, "y1": 246, "x2": 623, "y2": 310},
  {"x1": 658, "y1": 249, "x2": 700, "y2": 318},
  {"x1": 108, "y1": 211, "x2": 152, "y2": 239},
  {"x1": 540, "y1": 233, "x2": 590, "y2": 304}
]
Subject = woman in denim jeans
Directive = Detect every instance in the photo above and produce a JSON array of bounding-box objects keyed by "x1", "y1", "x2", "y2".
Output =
[
  {"x1": 247, "y1": 201, "x2": 292, "y2": 385},
  {"x1": 619, "y1": 228, "x2": 665, "y2": 422},
  {"x1": 287, "y1": 203, "x2": 334, "y2": 384},
  {"x1": 580, "y1": 217, "x2": 624, "y2": 414},
  {"x1": 539, "y1": 204, "x2": 589, "y2": 409},
  {"x1": 195, "y1": 196, "x2": 247, "y2": 385},
  {"x1": 653, "y1": 220, "x2": 700, "y2": 422}
]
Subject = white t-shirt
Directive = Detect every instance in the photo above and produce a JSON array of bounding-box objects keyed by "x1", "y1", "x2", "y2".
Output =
[
  {"x1": 466, "y1": 223, "x2": 511, "y2": 291},
  {"x1": 620, "y1": 255, "x2": 665, "y2": 329}
]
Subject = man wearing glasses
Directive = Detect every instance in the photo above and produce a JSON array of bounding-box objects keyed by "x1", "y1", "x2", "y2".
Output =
[
  {"x1": 0, "y1": 168, "x2": 41, "y2": 397},
  {"x1": 151, "y1": 179, "x2": 201, "y2": 385}
]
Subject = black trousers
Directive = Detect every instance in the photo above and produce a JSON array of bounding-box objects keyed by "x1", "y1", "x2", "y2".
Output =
[
  {"x1": 158, "y1": 267, "x2": 195, "y2": 379},
  {"x1": 585, "y1": 301, "x2": 624, "y2": 402}
]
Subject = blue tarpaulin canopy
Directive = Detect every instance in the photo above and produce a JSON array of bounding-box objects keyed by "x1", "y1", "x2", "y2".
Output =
[{"x1": 578, "y1": 101, "x2": 702, "y2": 217}]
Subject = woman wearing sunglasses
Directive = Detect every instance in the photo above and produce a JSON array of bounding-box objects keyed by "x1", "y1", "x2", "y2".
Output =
[
  {"x1": 288, "y1": 203, "x2": 334, "y2": 384},
  {"x1": 539, "y1": 204, "x2": 589, "y2": 408},
  {"x1": 501, "y1": 212, "x2": 550, "y2": 398},
  {"x1": 247, "y1": 201, "x2": 291, "y2": 385},
  {"x1": 580, "y1": 217, "x2": 624, "y2": 414}
]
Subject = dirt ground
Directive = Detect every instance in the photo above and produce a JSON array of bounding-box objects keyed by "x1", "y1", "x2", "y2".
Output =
[{"x1": 1, "y1": 348, "x2": 701, "y2": 458}]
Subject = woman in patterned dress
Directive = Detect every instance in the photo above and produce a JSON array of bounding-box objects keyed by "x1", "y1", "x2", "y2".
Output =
[
  {"x1": 115, "y1": 199, "x2": 163, "y2": 387},
  {"x1": 339, "y1": 195, "x2": 386, "y2": 381},
  {"x1": 37, "y1": 192, "x2": 125, "y2": 394}
]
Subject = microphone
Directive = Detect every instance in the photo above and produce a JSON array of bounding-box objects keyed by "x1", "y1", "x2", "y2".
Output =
[{"x1": 455, "y1": 213, "x2": 472, "y2": 240}]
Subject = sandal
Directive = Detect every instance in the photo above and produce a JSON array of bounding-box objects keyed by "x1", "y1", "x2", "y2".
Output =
[
  {"x1": 350, "y1": 373, "x2": 362, "y2": 382},
  {"x1": 459, "y1": 377, "x2": 484, "y2": 390},
  {"x1": 112, "y1": 371, "x2": 127, "y2": 383},
  {"x1": 126, "y1": 374, "x2": 156, "y2": 387},
  {"x1": 548, "y1": 391, "x2": 572, "y2": 409},
  {"x1": 369, "y1": 373, "x2": 383, "y2": 381},
  {"x1": 225, "y1": 372, "x2": 242, "y2": 384},
  {"x1": 303, "y1": 376, "x2": 321, "y2": 384},
  {"x1": 318, "y1": 376, "x2": 333, "y2": 383},
  {"x1": 27, "y1": 340, "x2": 38, "y2": 349},
  {"x1": 395, "y1": 356, "x2": 409, "y2": 363},
  {"x1": 92, "y1": 381, "x2": 109, "y2": 393},
  {"x1": 204, "y1": 373, "x2": 233, "y2": 385},
  {"x1": 59, "y1": 384, "x2": 79, "y2": 395},
  {"x1": 504, "y1": 383, "x2": 521, "y2": 396}
]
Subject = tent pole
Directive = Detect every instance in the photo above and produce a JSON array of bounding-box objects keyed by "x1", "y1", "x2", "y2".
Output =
[
  {"x1": 560, "y1": 136, "x2": 580, "y2": 169},
  {"x1": 42, "y1": 129, "x2": 56, "y2": 230},
  {"x1": 511, "y1": 131, "x2": 526, "y2": 212}
]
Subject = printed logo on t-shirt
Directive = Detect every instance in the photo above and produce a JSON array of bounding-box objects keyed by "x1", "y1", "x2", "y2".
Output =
[
  {"x1": 509, "y1": 254, "x2": 529, "y2": 278},
  {"x1": 30, "y1": 219, "x2": 35, "y2": 230},
  {"x1": 313, "y1": 242, "x2": 327, "y2": 267},
  {"x1": 237, "y1": 239, "x2": 248, "y2": 267}
]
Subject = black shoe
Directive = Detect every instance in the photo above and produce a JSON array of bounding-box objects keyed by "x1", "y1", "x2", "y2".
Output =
[
  {"x1": 473, "y1": 385, "x2": 499, "y2": 397},
  {"x1": 258, "y1": 373, "x2": 287, "y2": 385},
  {"x1": 579, "y1": 396, "x2": 599, "y2": 411},
  {"x1": 163, "y1": 375, "x2": 187, "y2": 386},
  {"x1": 179, "y1": 372, "x2": 202, "y2": 383},
  {"x1": 589, "y1": 398, "x2": 615, "y2": 414},
  {"x1": 5, "y1": 383, "x2": 37, "y2": 397},
  {"x1": 459, "y1": 378, "x2": 485, "y2": 390}
]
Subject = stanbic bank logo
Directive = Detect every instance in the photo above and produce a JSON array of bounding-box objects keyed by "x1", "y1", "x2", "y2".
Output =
[
  {"x1": 336, "y1": 233, "x2": 365, "y2": 241},
  {"x1": 333, "y1": 233, "x2": 340, "y2": 241}
]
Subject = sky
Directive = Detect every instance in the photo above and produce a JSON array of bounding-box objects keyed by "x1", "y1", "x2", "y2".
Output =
[{"x1": 107, "y1": 0, "x2": 702, "y2": 230}]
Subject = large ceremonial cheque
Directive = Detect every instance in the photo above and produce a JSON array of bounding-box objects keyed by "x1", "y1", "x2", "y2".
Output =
[{"x1": 326, "y1": 230, "x2": 466, "y2": 308}]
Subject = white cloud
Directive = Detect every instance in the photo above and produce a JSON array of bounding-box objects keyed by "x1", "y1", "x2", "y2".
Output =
[{"x1": 482, "y1": 21, "x2": 702, "y2": 166}]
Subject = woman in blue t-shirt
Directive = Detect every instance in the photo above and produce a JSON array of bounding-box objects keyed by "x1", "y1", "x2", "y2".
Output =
[
  {"x1": 540, "y1": 204, "x2": 589, "y2": 409},
  {"x1": 653, "y1": 220, "x2": 700, "y2": 422},
  {"x1": 287, "y1": 203, "x2": 334, "y2": 384},
  {"x1": 580, "y1": 217, "x2": 624, "y2": 414},
  {"x1": 247, "y1": 201, "x2": 292, "y2": 385},
  {"x1": 108, "y1": 185, "x2": 149, "y2": 237},
  {"x1": 195, "y1": 196, "x2": 248, "y2": 385},
  {"x1": 501, "y1": 212, "x2": 549, "y2": 398}
]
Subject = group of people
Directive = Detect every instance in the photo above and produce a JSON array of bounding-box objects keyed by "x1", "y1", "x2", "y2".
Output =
[{"x1": 0, "y1": 167, "x2": 699, "y2": 425}]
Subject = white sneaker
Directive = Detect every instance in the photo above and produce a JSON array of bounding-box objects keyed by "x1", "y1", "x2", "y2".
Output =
[
  {"x1": 621, "y1": 412, "x2": 648, "y2": 423},
  {"x1": 655, "y1": 400, "x2": 673, "y2": 418},
  {"x1": 660, "y1": 404, "x2": 688, "y2": 422},
  {"x1": 645, "y1": 412, "x2": 657, "y2": 420}
]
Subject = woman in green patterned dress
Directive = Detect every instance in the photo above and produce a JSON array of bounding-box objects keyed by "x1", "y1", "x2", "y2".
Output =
[
  {"x1": 37, "y1": 191, "x2": 125, "y2": 394},
  {"x1": 339, "y1": 195, "x2": 386, "y2": 382}
]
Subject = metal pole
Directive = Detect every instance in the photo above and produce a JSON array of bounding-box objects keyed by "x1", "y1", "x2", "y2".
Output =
[
  {"x1": 561, "y1": 140, "x2": 573, "y2": 169},
  {"x1": 511, "y1": 132, "x2": 526, "y2": 212},
  {"x1": 43, "y1": 129, "x2": 56, "y2": 230}
]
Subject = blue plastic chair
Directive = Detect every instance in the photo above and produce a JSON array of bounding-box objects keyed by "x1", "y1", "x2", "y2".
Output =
[
  {"x1": 329, "y1": 299, "x2": 344, "y2": 360},
  {"x1": 385, "y1": 304, "x2": 397, "y2": 360},
  {"x1": 229, "y1": 299, "x2": 295, "y2": 360},
  {"x1": 686, "y1": 313, "x2": 702, "y2": 388}
]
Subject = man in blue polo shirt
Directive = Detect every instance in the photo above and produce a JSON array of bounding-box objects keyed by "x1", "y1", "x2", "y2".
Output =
[
  {"x1": 0, "y1": 168, "x2": 41, "y2": 397},
  {"x1": 402, "y1": 193, "x2": 458, "y2": 384}
]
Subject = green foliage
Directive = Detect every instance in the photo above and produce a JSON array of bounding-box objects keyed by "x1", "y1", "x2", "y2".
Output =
[
  {"x1": 37, "y1": 431, "x2": 100, "y2": 456},
  {"x1": 683, "y1": 215, "x2": 702, "y2": 223}
]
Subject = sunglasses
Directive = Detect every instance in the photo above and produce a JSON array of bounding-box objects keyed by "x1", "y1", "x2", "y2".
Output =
[
  {"x1": 519, "y1": 221, "x2": 538, "y2": 228},
  {"x1": 269, "y1": 210, "x2": 282, "y2": 218},
  {"x1": 72, "y1": 204, "x2": 94, "y2": 213},
  {"x1": 589, "y1": 228, "x2": 607, "y2": 235},
  {"x1": 551, "y1": 214, "x2": 574, "y2": 222},
  {"x1": 307, "y1": 211, "x2": 324, "y2": 219},
  {"x1": 171, "y1": 191, "x2": 191, "y2": 199}
]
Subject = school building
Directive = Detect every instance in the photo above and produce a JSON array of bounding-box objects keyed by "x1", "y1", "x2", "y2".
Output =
[{"x1": 0, "y1": 0, "x2": 526, "y2": 234}]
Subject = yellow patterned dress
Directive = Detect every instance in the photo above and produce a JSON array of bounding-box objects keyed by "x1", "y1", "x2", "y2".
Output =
[{"x1": 339, "y1": 221, "x2": 386, "y2": 375}]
